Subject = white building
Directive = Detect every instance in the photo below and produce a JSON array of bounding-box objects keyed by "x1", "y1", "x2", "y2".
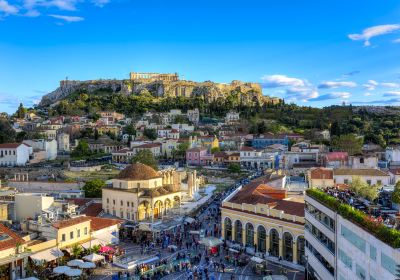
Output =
[
  {"x1": 23, "y1": 139, "x2": 57, "y2": 161},
  {"x1": 348, "y1": 154, "x2": 378, "y2": 169},
  {"x1": 386, "y1": 147, "x2": 400, "y2": 166},
  {"x1": 171, "y1": 123, "x2": 194, "y2": 133},
  {"x1": 187, "y1": 108, "x2": 200, "y2": 124},
  {"x1": 225, "y1": 111, "x2": 240, "y2": 124},
  {"x1": 239, "y1": 146, "x2": 275, "y2": 169},
  {"x1": 57, "y1": 133, "x2": 70, "y2": 152},
  {"x1": 305, "y1": 191, "x2": 400, "y2": 280},
  {"x1": 333, "y1": 169, "x2": 390, "y2": 186},
  {"x1": 0, "y1": 143, "x2": 32, "y2": 167},
  {"x1": 15, "y1": 193, "x2": 54, "y2": 221}
]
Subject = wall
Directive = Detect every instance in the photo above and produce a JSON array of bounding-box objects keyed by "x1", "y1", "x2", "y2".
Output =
[
  {"x1": 57, "y1": 220, "x2": 91, "y2": 248},
  {"x1": 15, "y1": 194, "x2": 54, "y2": 221},
  {"x1": 8, "y1": 181, "x2": 82, "y2": 192}
]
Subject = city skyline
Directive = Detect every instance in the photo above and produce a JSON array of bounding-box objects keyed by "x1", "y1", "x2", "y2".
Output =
[{"x1": 1, "y1": 0, "x2": 400, "y2": 113}]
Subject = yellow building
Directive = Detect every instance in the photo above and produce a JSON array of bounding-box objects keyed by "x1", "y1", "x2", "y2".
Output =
[
  {"x1": 102, "y1": 163, "x2": 182, "y2": 221},
  {"x1": 221, "y1": 182, "x2": 305, "y2": 265},
  {"x1": 52, "y1": 216, "x2": 92, "y2": 248}
]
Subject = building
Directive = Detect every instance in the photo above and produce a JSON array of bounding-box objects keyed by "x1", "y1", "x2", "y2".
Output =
[
  {"x1": 305, "y1": 189, "x2": 400, "y2": 280},
  {"x1": 57, "y1": 132, "x2": 70, "y2": 152},
  {"x1": 23, "y1": 139, "x2": 57, "y2": 161},
  {"x1": 102, "y1": 163, "x2": 183, "y2": 221},
  {"x1": 132, "y1": 143, "x2": 162, "y2": 157},
  {"x1": 186, "y1": 147, "x2": 213, "y2": 166},
  {"x1": 307, "y1": 168, "x2": 335, "y2": 189},
  {"x1": 130, "y1": 71, "x2": 179, "y2": 82},
  {"x1": 239, "y1": 146, "x2": 274, "y2": 170},
  {"x1": 187, "y1": 108, "x2": 200, "y2": 124},
  {"x1": 324, "y1": 152, "x2": 348, "y2": 168},
  {"x1": 252, "y1": 134, "x2": 289, "y2": 149},
  {"x1": 15, "y1": 193, "x2": 55, "y2": 222},
  {"x1": 221, "y1": 179, "x2": 305, "y2": 265},
  {"x1": 348, "y1": 154, "x2": 378, "y2": 169},
  {"x1": 225, "y1": 112, "x2": 240, "y2": 124},
  {"x1": 0, "y1": 143, "x2": 31, "y2": 167},
  {"x1": 333, "y1": 168, "x2": 390, "y2": 186},
  {"x1": 385, "y1": 147, "x2": 400, "y2": 166}
]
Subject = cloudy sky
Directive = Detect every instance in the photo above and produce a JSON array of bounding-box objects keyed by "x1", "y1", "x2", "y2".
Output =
[{"x1": 1, "y1": 0, "x2": 400, "y2": 113}]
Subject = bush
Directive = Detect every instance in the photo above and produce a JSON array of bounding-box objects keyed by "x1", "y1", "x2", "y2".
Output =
[{"x1": 306, "y1": 188, "x2": 400, "y2": 248}]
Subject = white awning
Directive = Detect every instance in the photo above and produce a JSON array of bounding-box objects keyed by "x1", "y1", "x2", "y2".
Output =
[
  {"x1": 94, "y1": 232, "x2": 118, "y2": 245},
  {"x1": 83, "y1": 253, "x2": 105, "y2": 262},
  {"x1": 81, "y1": 239, "x2": 105, "y2": 249},
  {"x1": 30, "y1": 247, "x2": 64, "y2": 263}
]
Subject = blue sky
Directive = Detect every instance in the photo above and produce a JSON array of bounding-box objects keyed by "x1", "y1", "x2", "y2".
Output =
[{"x1": 1, "y1": 0, "x2": 400, "y2": 113}]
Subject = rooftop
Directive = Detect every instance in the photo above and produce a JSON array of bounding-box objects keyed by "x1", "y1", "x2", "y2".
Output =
[
  {"x1": 0, "y1": 224, "x2": 25, "y2": 251},
  {"x1": 116, "y1": 163, "x2": 160, "y2": 181},
  {"x1": 310, "y1": 168, "x2": 334, "y2": 180},
  {"x1": 52, "y1": 216, "x2": 91, "y2": 229},
  {"x1": 333, "y1": 168, "x2": 389, "y2": 176}
]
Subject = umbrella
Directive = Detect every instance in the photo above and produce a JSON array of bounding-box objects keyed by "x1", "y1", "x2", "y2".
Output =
[
  {"x1": 250, "y1": 256, "x2": 264, "y2": 263},
  {"x1": 53, "y1": 266, "x2": 71, "y2": 274},
  {"x1": 199, "y1": 237, "x2": 223, "y2": 247},
  {"x1": 67, "y1": 259, "x2": 84, "y2": 267},
  {"x1": 64, "y1": 269, "x2": 82, "y2": 277},
  {"x1": 83, "y1": 253, "x2": 105, "y2": 262},
  {"x1": 99, "y1": 246, "x2": 114, "y2": 253},
  {"x1": 78, "y1": 262, "x2": 96, "y2": 269}
]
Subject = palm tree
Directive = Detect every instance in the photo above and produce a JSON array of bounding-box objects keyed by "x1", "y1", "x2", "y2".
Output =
[{"x1": 71, "y1": 244, "x2": 83, "y2": 259}]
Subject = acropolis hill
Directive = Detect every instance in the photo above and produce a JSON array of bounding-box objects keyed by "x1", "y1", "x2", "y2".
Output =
[{"x1": 40, "y1": 71, "x2": 281, "y2": 106}]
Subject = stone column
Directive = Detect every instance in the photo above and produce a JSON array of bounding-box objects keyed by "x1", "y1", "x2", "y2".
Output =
[
  {"x1": 265, "y1": 234, "x2": 270, "y2": 254},
  {"x1": 232, "y1": 224, "x2": 236, "y2": 242},
  {"x1": 293, "y1": 241, "x2": 298, "y2": 264},
  {"x1": 221, "y1": 222, "x2": 225, "y2": 240},
  {"x1": 188, "y1": 173, "x2": 193, "y2": 197},
  {"x1": 254, "y1": 231, "x2": 258, "y2": 252},
  {"x1": 279, "y1": 238, "x2": 283, "y2": 258},
  {"x1": 242, "y1": 228, "x2": 246, "y2": 246}
]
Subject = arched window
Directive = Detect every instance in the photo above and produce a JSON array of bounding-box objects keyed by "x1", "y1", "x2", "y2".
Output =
[
  {"x1": 269, "y1": 229, "x2": 279, "y2": 257},
  {"x1": 297, "y1": 236, "x2": 306, "y2": 265},
  {"x1": 245, "y1": 223, "x2": 254, "y2": 247},
  {"x1": 283, "y1": 232, "x2": 293, "y2": 262},
  {"x1": 224, "y1": 218, "x2": 232, "y2": 241},
  {"x1": 257, "y1": 226, "x2": 267, "y2": 253},
  {"x1": 235, "y1": 220, "x2": 243, "y2": 244}
]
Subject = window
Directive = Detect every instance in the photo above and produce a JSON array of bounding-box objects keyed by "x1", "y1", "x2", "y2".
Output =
[
  {"x1": 84, "y1": 227, "x2": 88, "y2": 235},
  {"x1": 127, "y1": 202, "x2": 130, "y2": 207},
  {"x1": 381, "y1": 253, "x2": 397, "y2": 276},
  {"x1": 107, "y1": 198, "x2": 109, "y2": 204},
  {"x1": 360, "y1": 157, "x2": 364, "y2": 163},
  {"x1": 113, "y1": 199, "x2": 115, "y2": 205},
  {"x1": 137, "y1": 183, "x2": 140, "y2": 188},
  {"x1": 70, "y1": 231, "x2": 74, "y2": 239},
  {"x1": 370, "y1": 245, "x2": 376, "y2": 261},
  {"x1": 61, "y1": 234, "x2": 66, "y2": 242},
  {"x1": 127, "y1": 213, "x2": 130, "y2": 220},
  {"x1": 341, "y1": 225, "x2": 366, "y2": 252},
  {"x1": 344, "y1": 179, "x2": 349, "y2": 184},
  {"x1": 366, "y1": 180, "x2": 371, "y2": 185},
  {"x1": 377, "y1": 180, "x2": 382, "y2": 185},
  {"x1": 356, "y1": 263, "x2": 366, "y2": 280},
  {"x1": 339, "y1": 249, "x2": 352, "y2": 269},
  {"x1": 120, "y1": 211, "x2": 124, "y2": 218},
  {"x1": 77, "y1": 229, "x2": 81, "y2": 238},
  {"x1": 120, "y1": 200, "x2": 123, "y2": 206}
]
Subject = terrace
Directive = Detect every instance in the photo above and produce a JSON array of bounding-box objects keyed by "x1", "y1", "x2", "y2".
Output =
[{"x1": 306, "y1": 187, "x2": 400, "y2": 248}]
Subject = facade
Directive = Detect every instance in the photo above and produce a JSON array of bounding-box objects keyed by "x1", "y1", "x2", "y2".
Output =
[
  {"x1": 305, "y1": 191, "x2": 400, "y2": 280},
  {"x1": 239, "y1": 146, "x2": 274, "y2": 169},
  {"x1": 0, "y1": 143, "x2": 31, "y2": 167},
  {"x1": 132, "y1": 143, "x2": 162, "y2": 157},
  {"x1": 130, "y1": 72, "x2": 179, "y2": 82},
  {"x1": 225, "y1": 112, "x2": 240, "y2": 124},
  {"x1": 252, "y1": 135, "x2": 289, "y2": 149},
  {"x1": 57, "y1": 132, "x2": 70, "y2": 152},
  {"x1": 307, "y1": 168, "x2": 335, "y2": 189},
  {"x1": 333, "y1": 168, "x2": 390, "y2": 186},
  {"x1": 324, "y1": 152, "x2": 348, "y2": 168},
  {"x1": 221, "y1": 180, "x2": 305, "y2": 265},
  {"x1": 102, "y1": 164, "x2": 183, "y2": 221},
  {"x1": 385, "y1": 147, "x2": 400, "y2": 166},
  {"x1": 348, "y1": 154, "x2": 378, "y2": 169},
  {"x1": 187, "y1": 108, "x2": 200, "y2": 124},
  {"x1": 15, "y1": 193, "x2": 55, "y2": 221},
  {"x1": 23, "y1": 139, "x2": 57, "y2": 161},
  {"x1": 186, "y1": 147, "x2": 213, "y2": 166}
]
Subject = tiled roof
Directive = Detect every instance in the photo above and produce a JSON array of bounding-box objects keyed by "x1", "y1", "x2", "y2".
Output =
[
  {"x1": 81, "y1": 203, "x2": 103, "y2": 217},
  {"x1": 310, "y1": 168, "x2": 333, "y2": 180},
  {"x1": 134, "y1": 143, "x2": 161, "y2": 149},
  {"x1": 240, "y1": 146, "x2": 255, "y2": 152},
  {"x1": 326, "y1": 152, "x2": 348, "y2": 161},
  {"x1": 52, "y1": 216, "x2": 91, "y2": 229},
  {"x1": 228, "y1": 183, "x2": 304, "y2": 217},
  {"x1": 333, "y1": 168, "x2": 389, "y2": 176},
  {"x1": 0, "y1": 143, "x2": 23, "y2": 148},
  {"x1": 67, "y1": 198, "x2": 91, "y2": 207},
  {"x1": 90, "y1": 217, "x2": 122, "y2": 232},
  {"x1": 0, "y1": 223, "x2": 25, "y2": 251},
  {"x1": 117, "y1": 163, "x2": 160, "y2": 180}
]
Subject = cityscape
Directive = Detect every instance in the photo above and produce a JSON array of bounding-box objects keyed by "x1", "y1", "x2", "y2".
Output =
[{"x1": 1, "y1": 1, "x2": 400, "y2": 280}]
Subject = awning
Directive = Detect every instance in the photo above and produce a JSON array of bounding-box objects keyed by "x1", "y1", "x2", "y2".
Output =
[
  {"x1": 30, "y1": 247, "x2": 64, "y2": 263},
  {"x1": 184, "y1": 217, "x2": 195, "y2": 224},
  {"x1": 94, "y1": 232, "x2": 119, "y2": 245},
  {"x1": 83, "y1": 253, "x2": 105, "y2": 262},
  {"x1": 250, "y1": 256, "x2": 264, "y2": 263},
  {"x1": 81, "y1": 239, "x2": 105, "y2": 249}
]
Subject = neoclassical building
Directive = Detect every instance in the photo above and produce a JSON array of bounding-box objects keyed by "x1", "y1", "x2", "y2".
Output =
[
  {"x1": 221, "y1": 181, "x2": 305, "y2": 265},
  {"x1": 102, "y1": 163, "x2": 196, "y2": 221}
]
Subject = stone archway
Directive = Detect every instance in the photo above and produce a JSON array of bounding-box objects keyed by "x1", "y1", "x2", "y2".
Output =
[
  {"x1": 234, "y1": 220, "x2": 243, "y2": 244},
  {"x1": 138, "y1": 201, "x2": 150, "y2": 221},
  {"x1": 297, "y1": 235, "x2": 305, "y2": 265},
  {"x1": 245, "y1": 223, "x2": 254, "y2": 247},
  {"x1": 283, "y1": 232, "x2": 293, "y2": 262},
  {"x1": 173, "y1": 196, "x2": 180, "y2": 208},
  {"x1": 164, "y1": 198, "x2": 172, "y2": 215},
  {"x1": 257, "y1": 225, "x2": 267, "y2": 253},
  {"x1": 224, "y1": 217, "x2": 232, "y2": 241},
  {"x1": 269, "y1": 228, "x2": 279, "y2": 257},
  {"x1": 153, "y1": 200, "x2": 163, "y2": 219}
]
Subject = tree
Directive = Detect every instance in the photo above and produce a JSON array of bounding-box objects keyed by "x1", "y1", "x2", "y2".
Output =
[
  {"x1": 15, "y1": 103, "x2": 26, "y2": 119},
  {"x1": 228, "y1": 163, "x2": 241, "y2": 173},
  {"x1": 176, "y1": 141, "x2": 190, "y2": 158},
  {"x1": 124, "y1": 124, "x2": 136, "y2": 136},
  {"x1": 0, "y1": 119, "x2": 16, "y2": 144},
  {"x1": 71, "y1": 140, "x2": 91, "y2": 157},
  {"x1": 349, "y1": 176, "x2": 368, "y2": 196},
  {"x1": 211, "y1": 147, "x2": 221, "y2": 154},
  {"x1": 331, "y1": 134, "x2": 363, "y2": 155},
  {"x1": 83, "y1": 179, "x2": 105, "y2": 198},
  {"x1": 131, "y1": 150, "x2": 158, "y2": 170},
  {"x1": 392, "y1": 181, "x2": 400, "y2": 205},
  {"x1": 143, "y1": 128, "x2": 157, "y2": 140},
  {"x1": 71, "y1": 244, "x2": 83, "y2": 259}
]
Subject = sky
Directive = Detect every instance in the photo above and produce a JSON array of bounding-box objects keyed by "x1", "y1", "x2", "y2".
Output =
[{"x1": 1, "y1": 0, "x2": 400, "y2": 113}]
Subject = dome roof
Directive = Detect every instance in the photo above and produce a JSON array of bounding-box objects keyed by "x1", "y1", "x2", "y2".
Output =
[{"x1": 117, "y1": 163, "x2": 160, "y2": 181}]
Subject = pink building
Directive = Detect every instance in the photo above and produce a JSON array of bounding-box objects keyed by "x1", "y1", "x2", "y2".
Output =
[{"x1": 186, "y1": 147, "x2": 213, "y2": 166}]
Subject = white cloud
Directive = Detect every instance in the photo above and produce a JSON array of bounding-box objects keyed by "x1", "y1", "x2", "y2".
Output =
[
  {"x1": 49, "y1": 14, "x2": 84, "y2": 22},
  {"x1": 0, "y1": 0, "x2": 18, "y2": 14},
  {"x1": 393, "y1": 38, "x2": 400, "y2": 43},
  {"x1": 364, "y1": 92, "x2": 373, "y2": 96},
  {"x1": 24, "y1": 0, "x2": 78, "y2": 11},
  {"x1": 309, "y1": 92, "x2": 351, "y2": 101},
  {"x1": 261, "y1": 74, "x2": 307, "y2": 88},
  {"x1": 363, "y1": 80, "x2": 379, "y2": 91},
  {"x1": 380, "y1": 82, "x2": 399, "y2": 88},
  {"x1": 92, "y1": 0, "x2": 109, "y2": 7},
  {"x1": 348, "y1": 24, "x2": 400, "y2": 46},
  {"x1": 318, "y1": 81, "x2": 357, "y2": 89}
]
